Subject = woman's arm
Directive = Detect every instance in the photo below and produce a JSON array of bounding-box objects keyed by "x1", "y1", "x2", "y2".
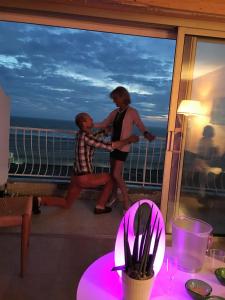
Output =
[
  {"x1": 132, "y1": 108, "x2": 147, "y2": 133},
  {"x1": 94, "y1": 110, "x2": 116, "y2": 129},
  {"x1": 133, "y1": 108, "x2": 155, "y2": 142}
]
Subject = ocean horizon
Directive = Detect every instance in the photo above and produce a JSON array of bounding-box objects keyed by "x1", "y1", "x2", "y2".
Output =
[
  {"x1": 9, "y1": 116, "x2": 166, "y2": 184},
  {"x1": 11, "y1": 116, "x2": 167, "y2": 137}
]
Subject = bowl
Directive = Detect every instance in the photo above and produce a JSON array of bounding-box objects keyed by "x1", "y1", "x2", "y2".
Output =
[
  {"x1": 185, "y1": 279, "x2": 212, "y2": 300},
  {"x1": 206, "y1": 297, "x2": 225, "y2": 300},
  {"x1": 215, "y1": 267, "x2": 225, "y2": 285}
]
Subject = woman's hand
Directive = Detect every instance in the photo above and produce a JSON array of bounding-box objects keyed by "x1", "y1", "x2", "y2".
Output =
[
  {"x1": 144, "y1": 131, "x2": 155, "y2": 142},
  {"x1": 112, "y1": 135, "x2": 139, "y2": 149}
]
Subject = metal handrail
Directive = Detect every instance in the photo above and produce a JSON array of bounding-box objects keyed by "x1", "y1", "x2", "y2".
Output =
[
  {"x1": 8, "y1": 126, "x2": 166, "y2": 187},
  {"x1": 8, "y1": 126, "x2": 225, "y2": 194}
]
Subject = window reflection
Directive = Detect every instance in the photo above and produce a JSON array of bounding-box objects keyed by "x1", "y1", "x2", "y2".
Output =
[{"x1": 179, "y1": 38, "x2": 225, "y2": 235}]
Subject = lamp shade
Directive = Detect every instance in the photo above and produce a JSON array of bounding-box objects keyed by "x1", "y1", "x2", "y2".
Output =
[{"x1": 177, "y1": 100, "x2": 201, "y2": 116}]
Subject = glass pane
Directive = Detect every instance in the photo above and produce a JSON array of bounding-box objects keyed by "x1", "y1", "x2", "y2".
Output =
[{"x1": 179, "y1": 37, "x2": 225, "y2": 235}]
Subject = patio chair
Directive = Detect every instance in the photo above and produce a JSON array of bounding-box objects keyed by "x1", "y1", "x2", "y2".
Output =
[{"x1": 0, "y1": 196, "x2": 32, "y2": 277}]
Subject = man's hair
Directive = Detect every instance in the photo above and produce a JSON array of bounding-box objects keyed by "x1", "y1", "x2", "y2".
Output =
[
  {"x1": 109, "y1": 86, "x2": 131, "y2": 105},
  {"x1": 203, "y1": 125, "x2": 214, "y2": 138},
  {"x1": 75, "y1": 113, "x2": 88, "y2": 129}
]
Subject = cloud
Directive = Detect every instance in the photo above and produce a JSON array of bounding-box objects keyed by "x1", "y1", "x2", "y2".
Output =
[
  {"x1": 0, "y1": 54, "x2": 32, "y2": 69},
  {"x1": 0, "y1": 21, "x2": 175, "y2": 126}
]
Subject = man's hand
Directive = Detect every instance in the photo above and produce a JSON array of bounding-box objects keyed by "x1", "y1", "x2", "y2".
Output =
[
  {"x1": 103, "y1": 126, "x2": 112, "y2": 136},
  {"x1": 144, "y1": 132, "x2": 155, "y2": 142}
]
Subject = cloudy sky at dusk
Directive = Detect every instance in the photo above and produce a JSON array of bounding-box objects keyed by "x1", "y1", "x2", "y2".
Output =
[{"x1": 0, "y1": 21, "x2": 175, "y2": 128}]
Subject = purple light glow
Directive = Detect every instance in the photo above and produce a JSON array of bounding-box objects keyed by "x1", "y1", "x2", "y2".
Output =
[{"x1": 114, "y1": 199, "x2": 165, "y2": 277}]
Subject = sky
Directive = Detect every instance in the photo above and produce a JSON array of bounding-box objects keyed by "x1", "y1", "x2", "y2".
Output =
[{"x1": 0, "y1": 21, "x2": 175, "y2": 128}]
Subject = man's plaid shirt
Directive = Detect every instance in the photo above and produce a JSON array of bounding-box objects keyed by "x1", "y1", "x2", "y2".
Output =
[{"x1": 74, "y1": 130, "x2": 113, "y2": 175}]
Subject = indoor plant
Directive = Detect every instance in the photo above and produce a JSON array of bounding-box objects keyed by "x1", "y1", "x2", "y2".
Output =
[{"x1": 113, "y1": 202, "x2": 163, "y2": 300}]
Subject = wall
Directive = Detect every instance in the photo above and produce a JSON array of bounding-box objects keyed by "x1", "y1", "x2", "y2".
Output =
[{"x1": 0, "y1": 87, "x2": 10, "y2": 187}]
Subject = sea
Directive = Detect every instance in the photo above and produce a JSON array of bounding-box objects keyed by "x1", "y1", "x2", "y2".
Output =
[
  {"x1": 9, "y1": 116, "x2": 167, "y2": 182},
  {"x1": 10, "y1": 116, "x2": 167, "y2": 137}
]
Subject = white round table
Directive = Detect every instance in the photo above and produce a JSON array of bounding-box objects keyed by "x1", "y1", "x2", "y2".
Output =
[{"x1": 77, "y1": 250, "x2": 225, "y2": 299}]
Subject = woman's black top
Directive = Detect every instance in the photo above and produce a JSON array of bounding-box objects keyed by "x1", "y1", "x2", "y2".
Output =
[{"x1": 112, "y1": 108, "x2": 127, "y2": 142}]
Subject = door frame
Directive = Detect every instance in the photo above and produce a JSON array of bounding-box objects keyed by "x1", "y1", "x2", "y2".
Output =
[{"x1": 161, "y1": 26, "x2": 225, "y2": 230}]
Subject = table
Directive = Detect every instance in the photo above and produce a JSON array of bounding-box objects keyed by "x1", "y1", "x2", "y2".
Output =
[
  {"x1": 0, "y1": 196, "x2": 32, "y2": 277},
  {"x1": 77, "y1": 249, "x2": 225, "y2": 299}
]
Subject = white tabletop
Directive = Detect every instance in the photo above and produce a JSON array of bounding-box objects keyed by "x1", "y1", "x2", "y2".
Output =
[{"x1": 77, "y1": 250, "x2": 225, "y2": 299}]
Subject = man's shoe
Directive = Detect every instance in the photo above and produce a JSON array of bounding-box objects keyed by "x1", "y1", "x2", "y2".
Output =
[
  {"x1": 32, "y1": 196, "x2": 41, "y2": 214},
  {"x1": 94, "y1": 206, "x2": 112, "y2": 214}
]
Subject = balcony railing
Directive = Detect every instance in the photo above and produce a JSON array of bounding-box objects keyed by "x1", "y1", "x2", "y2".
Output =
[
  {"x1": 8, "y1": 126, "x2": 225, "y2": 194},
  {"x1": 8, "y1": 126, "x2": 166, "y2": 187}
]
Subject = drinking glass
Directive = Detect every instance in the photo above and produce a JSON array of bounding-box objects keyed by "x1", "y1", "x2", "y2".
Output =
[
  {"x1": 208, "y1": 248, "x2": 225, "y2": 271},
  {"x1": 164, "y1": 255, "x2": 178, "y2": 295}
]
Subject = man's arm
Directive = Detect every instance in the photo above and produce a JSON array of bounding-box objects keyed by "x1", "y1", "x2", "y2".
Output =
[
  {"x1": 84, "y1": 133, "x2": 139, "y2": 151},
  {"x1": 84, "y1": 134, "x2": 113, "y2": 151},
  {"x1": 112, "y1": 135, "x2": 139, "y2": 149}
]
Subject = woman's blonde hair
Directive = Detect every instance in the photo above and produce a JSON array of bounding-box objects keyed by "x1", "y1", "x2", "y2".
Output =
[{"x1": 109, "y1": 86, "x2": 131, "y2": 105}]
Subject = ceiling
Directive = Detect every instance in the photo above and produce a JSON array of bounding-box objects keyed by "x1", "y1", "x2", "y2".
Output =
[{"x1": 1, "y1": 0, "x2": 225, "y2": 24}]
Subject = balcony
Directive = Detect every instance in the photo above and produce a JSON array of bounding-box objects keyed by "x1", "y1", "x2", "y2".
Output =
[
  {"x1": 8, "y1": 126, "x2": 165, "y2": 187},
  {"x1": 8, "y1": 126, "x2": 225, "y2": 197}
]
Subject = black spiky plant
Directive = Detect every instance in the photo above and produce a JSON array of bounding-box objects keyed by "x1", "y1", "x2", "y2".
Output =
[{"x1": 112, "y1": 203, "x2": 162, "y2": 280}]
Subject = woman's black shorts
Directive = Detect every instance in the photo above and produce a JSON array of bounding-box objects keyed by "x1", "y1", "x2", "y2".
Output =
[{"x1": 110, "y1": 149, "x2": 129, "y2": 162}]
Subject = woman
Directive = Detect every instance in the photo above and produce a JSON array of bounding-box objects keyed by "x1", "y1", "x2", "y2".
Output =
[{"x1": 95, "y1": 86, "x2": 155, "y2": 211}]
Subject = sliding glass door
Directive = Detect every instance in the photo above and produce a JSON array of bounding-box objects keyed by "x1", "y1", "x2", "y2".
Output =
[{"x1": 162, "y1": 28, "x2": 225, "y2": 235}]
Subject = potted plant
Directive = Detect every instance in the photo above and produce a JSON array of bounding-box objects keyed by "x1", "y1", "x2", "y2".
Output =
[{"x1": 112, "y1": 202, "x2": 163, "y2": 300}]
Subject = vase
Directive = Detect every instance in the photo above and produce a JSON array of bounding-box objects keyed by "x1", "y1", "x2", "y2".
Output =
[{"x1": 122, "y1": 271, "x2": 155, "y2": 300}]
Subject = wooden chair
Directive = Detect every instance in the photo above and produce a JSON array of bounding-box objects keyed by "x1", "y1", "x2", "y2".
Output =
[{"x1": 0, "y1": 196, "x2": 32, "y2": 277}]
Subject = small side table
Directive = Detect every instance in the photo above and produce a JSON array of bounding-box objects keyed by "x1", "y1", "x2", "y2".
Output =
[
  {"x1": 0, "y1": 196, "x2": 32, "y2": 277},
  {"x1": 77, "y1": 250, "x2": 225, "y2": 299}
]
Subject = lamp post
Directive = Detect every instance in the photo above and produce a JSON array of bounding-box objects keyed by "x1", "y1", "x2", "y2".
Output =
[
  {"x1": 173, "y1": 100, "x2": 203, "y2": 214},
  {"x1": 177, "y1": 99, "x2": 202, "y2": 150}
]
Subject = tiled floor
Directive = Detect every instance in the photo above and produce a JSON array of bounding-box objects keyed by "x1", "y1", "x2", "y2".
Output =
[
  {"x1": 0, "y1": 191, "x2": 160, "y2": 300},
  {"x1": 1, "y1": 190, "x2": 224, "y2": 300},
  {"x1": 0, "y1": 233, "x2": 114, "y2": 300}
]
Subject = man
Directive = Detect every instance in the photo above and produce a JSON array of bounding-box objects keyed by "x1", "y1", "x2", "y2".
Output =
[{"x1": 38, "y1": 113, "x2": 139, "y2": 214}]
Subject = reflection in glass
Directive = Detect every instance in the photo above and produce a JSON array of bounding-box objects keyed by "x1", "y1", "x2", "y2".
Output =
[{"x1": 179, "y1": 37, "x2": 225, "y2": 235}]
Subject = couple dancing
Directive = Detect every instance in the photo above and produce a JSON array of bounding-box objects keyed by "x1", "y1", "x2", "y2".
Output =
[{"x1": 39, "y1": 86, "x2": 155, "y2": 214}]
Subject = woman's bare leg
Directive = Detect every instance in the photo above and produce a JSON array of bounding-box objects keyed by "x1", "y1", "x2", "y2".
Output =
[
  {"x1": 109, "y1": 158, "x2": 118, "y2": 204},
  {"x1": 111, "y1": 159, "x2": 129, "y2": 210}
]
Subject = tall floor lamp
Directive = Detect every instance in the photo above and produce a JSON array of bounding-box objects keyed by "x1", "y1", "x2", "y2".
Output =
[
  {"x1": 174, "y1": 100, "x2": 202, "y2": 213},
  {"x1": 177, "y1": 99, "x2": 202, "y2": 154},
  {"x1": 177, "y1": 99, "x2": 202, "y2": 116}
]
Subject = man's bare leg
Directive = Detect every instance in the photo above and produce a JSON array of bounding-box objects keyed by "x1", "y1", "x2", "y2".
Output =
[
  {"x1": 76, "y1": 173, "x2": 113, "y2": 208},
  {"x1": 95, "y1": 176, "x2": 113, "y2": 208},
  {"x1": 40, "y1": 176, "x2": 82, "y2": 208},
  {"x1": 64, "y1": 176, "x2": 82, "y2": 208},
  {"x1": 40, "y1": 196, "x2": 67, "y2": 208},
  {"x1": 39, "y1": 173, "x2": 112, "y2": 211}
]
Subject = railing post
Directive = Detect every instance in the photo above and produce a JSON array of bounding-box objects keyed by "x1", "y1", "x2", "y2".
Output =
[{"x1": 142, "y1": 139, "x2": 149, "y2": 187}]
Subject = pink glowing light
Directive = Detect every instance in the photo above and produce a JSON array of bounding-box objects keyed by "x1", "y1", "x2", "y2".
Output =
[{"x1": 114, "y1": 199, "x2": 165, "y2": 277}]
